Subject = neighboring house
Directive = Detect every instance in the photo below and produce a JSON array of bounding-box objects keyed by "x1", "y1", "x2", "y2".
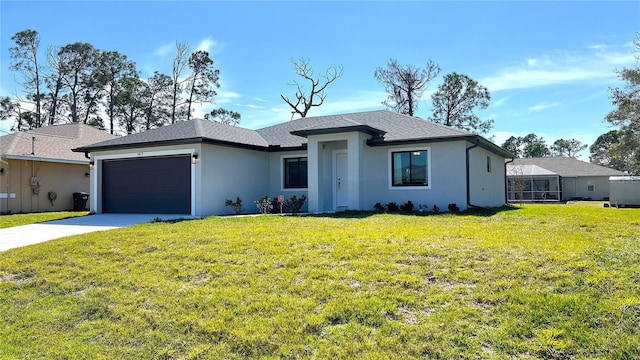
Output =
[
  {"x1": 0, "y1": 124, "x2": 116, "y2": 214},
  {"x1": 73, "y1": 110, "x2": 513, "y2": 216},
  {"x1": 506, "y1": 156, "x2": 627, "y2": 202}
]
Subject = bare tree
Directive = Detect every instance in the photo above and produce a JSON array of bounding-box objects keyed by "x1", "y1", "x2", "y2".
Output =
[
  {"x1": 280, "y1": 58, "x2": 343, "y2": 119},
  {"x1": 170, "y1": 41, "x2": 190, "y2": 123},
  {"x1": 374, "y1": 58, "x2": 441, "y2": 116}
]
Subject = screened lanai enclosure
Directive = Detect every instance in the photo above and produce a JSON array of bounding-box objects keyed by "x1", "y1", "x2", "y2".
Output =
[{"x1": 507, "y1": 164, "x2": 561, "y2": 202}]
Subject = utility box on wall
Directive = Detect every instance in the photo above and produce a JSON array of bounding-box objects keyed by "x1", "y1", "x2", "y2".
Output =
[{"x1": 609, "y1": 176, "x2": 640, "y2": 208}]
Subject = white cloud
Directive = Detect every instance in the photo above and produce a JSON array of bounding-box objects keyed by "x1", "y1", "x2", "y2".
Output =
[
  {"x1": 306, "y1": 90, "x2": 386, "y2": 116},
  {"x1": 215, "y1": 91, "x2": 241, "y2": 104},
  {"x1": 492, "y1": 96, "x2": 509, "y2": 108},
  {"x1": 528, "y1": 101, "x2": 560, "y2": 113},
  {"x1": 153, "y1": 42, "x2": 174, "y2": 58},
  {"x1": 196, "y1": 37, "x2": 219, "y2": 53},
  {"x1": 481, "y1": 44, "x2": 635, "y2": 92}
]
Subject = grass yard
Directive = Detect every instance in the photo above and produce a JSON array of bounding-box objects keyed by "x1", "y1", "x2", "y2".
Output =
[
  {"x1": 0, "y1": 211, "x2": 89, "y2": 229},
  {"x1": 0, "y1": 203, "x2": 639, "y2": 359}
]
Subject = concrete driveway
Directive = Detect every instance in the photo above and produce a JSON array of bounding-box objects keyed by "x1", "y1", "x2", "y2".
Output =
[{"x1": 0, "y1": 214, "x2": 195, "y2": 252}]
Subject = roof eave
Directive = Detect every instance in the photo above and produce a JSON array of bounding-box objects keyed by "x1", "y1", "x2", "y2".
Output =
[
  {"x1": 73, "y1": 136, "x2": 306, "y2": 154},
  {"x1": 2, "y1": 154, "x2": 89, "y2": 165},
  {"x1": 290, "y1": 125, "x2": 386, "y2": 138}
]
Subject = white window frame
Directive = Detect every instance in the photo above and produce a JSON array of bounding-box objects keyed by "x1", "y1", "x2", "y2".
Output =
[
  {"x1": 388, "y1": 147, "x2": 432, "y2": 190},
  {"x1": 280, "y1": 154, "x2": 308, "y2": 191}
]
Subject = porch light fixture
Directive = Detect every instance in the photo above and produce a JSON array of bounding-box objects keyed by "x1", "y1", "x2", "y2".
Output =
[
  {"x1": 192, "y1": 153, "x2": 199, "y2": 164},
  {"x1": 89, "y1": 160, "x2": 94, "y2": 170}
]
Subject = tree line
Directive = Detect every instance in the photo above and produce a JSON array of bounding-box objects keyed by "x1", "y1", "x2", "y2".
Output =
[{"x1": 1, "y1": 29, "x2": 238, "y2": 135}]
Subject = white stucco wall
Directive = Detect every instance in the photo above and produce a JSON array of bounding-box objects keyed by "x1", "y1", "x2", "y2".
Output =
[
  {"x1": 89, "y1": 137, "x2": 507, "y2": 216},
  {"x1": 200, "y1": 144, "x2": 269, "y2": 215},
  {"x1": 361, "y1": 141, "x2": 468, "y2": 211},
  {"x1": 468, "y1": 146, "x2": 507, "y2": 207}
]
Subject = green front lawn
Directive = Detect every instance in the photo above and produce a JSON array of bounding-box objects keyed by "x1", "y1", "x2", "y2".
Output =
[
  {"x1": 1, "y1": 204, "x2": 639, "y2": 358},
  {"x1": 0, "y1": 211, "x2": 89, "y2": 229}
]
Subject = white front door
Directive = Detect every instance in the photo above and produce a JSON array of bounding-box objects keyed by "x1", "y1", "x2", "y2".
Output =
[{"x1": 335, "y1": 151, "x2": 349, "y2": 208}]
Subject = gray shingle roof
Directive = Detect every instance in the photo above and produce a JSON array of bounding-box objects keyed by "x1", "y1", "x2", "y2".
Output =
[
  {"x1": 75, "y1": 110, "x2": 510, "y2": 157},
  {"x1": 258, "y1": 110, "x2": 473, "y2": 146},
  {"x1": 510, "y1": 157, "x2": 627, "y2": 177},
  {"x1": 75, "y1": 119, "x2": 270, "y2": 151},
  {"x1": 0, "y1": 123, "x2": 116, "y2": 163}
]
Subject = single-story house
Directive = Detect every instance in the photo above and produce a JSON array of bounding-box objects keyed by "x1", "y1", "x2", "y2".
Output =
[
  {"x1": 74, "y1": 110, "x2": 514, "y2": 216},
  {"x1": 506, "y1": 156, "x2": 627, "y2": 202},
  {"x1": 0, "y1": 123, "x2": 116, "y2": 213}
]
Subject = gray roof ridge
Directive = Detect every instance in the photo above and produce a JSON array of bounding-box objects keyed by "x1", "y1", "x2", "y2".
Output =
[
  {"x1": 194, "y1": 118, "x2": 206, "y2": 137},
  {"x1": 392, "y1": 111, "x2": 474, "y2": 136}
]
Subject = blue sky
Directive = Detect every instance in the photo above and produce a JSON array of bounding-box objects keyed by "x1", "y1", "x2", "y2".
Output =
[{"x1": 1, "y1": 1, "x2": 639, "y2": 159}]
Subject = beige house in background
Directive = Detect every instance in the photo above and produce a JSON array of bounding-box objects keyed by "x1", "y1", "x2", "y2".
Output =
[
  {"x1": 506, "y1": 157, "x2": 627, "y2": 202},
  {"x1": 0, "y1": 124, "x2": 115, "y2": 214}
]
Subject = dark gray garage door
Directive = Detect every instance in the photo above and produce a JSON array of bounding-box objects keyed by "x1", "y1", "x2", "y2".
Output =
[{"x1": 102, "y1": 155, "x2": 191, "y2": 214}]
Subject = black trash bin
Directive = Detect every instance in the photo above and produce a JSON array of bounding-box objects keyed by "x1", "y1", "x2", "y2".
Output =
[{"x1": 73, "y1": 192, "x2": 90, "y2": 211}]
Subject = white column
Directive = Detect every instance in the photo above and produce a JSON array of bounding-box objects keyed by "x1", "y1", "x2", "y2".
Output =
[
  {"x1": 307, "y1": 138, "x2": 320, "y2": 213},
  {"x1": 347, "y1": 133, "x2": 365, "y2": 210}
]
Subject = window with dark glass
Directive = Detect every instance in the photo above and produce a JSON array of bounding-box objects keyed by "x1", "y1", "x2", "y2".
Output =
[
  {"x1": 392, "y1": 150, "x2": 428, "y2": 186},
  {"x1": 284, "y1": 157, "x2": 308, "y2": 188}
]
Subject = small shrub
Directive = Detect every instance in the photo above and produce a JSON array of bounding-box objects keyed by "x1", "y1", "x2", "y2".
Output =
[
  {"x1": 284, "y1": 195, "x2": 307, "y2": 213},
  {"x1": 224, "y1": 196, "x2": 243, "y2": 214},
  {"x1": 432, "y1": 204, "x2": 440, "y2": 213},
  {"x1": 254, "y1": 196, "x2": 273, "y2": 214},
  {"x1": 373, "y1": 202, "x2": 385, "y2": 211},
  {"x1": 418, "y1": 204, "x2": 428, "y2": 212},
  {"x1": 387, "y1": 202, "x2": 399, "y2": 212},
  {"x1": 400, "y1": 200, "x2": 414, "y2": 212},
  {"x1": 448, "y1": 203, "x2": 460, "y2": 212},
  {"x1": 271, "y1": 198, "x2": 283, "y2": 214}
]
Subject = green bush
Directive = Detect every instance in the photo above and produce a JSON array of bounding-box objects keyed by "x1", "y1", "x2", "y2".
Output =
[
  {"x1": 254, "y1": 196, "x2": 273, "y2": 214},
  {"x1": 225, "y1": 197, "x2": 243, "y2": 214},
  {"x1": 284, "y1": 195, "x2": 307, "y2": 213}
]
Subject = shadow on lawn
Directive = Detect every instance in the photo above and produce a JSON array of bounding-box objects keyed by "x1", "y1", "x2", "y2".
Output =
[{"x1": 304, "y1": 205, "x2": 521, "y2": 219}]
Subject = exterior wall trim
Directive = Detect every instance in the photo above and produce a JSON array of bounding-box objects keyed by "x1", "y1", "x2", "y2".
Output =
[{"x1": 91, "y1": 148, "x2": 197, "y2": 216}]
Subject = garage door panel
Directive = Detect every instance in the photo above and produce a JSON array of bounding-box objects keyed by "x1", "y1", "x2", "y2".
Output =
[{"x1": 102, "y1": 156, "x2": 191, "y2": 214}]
